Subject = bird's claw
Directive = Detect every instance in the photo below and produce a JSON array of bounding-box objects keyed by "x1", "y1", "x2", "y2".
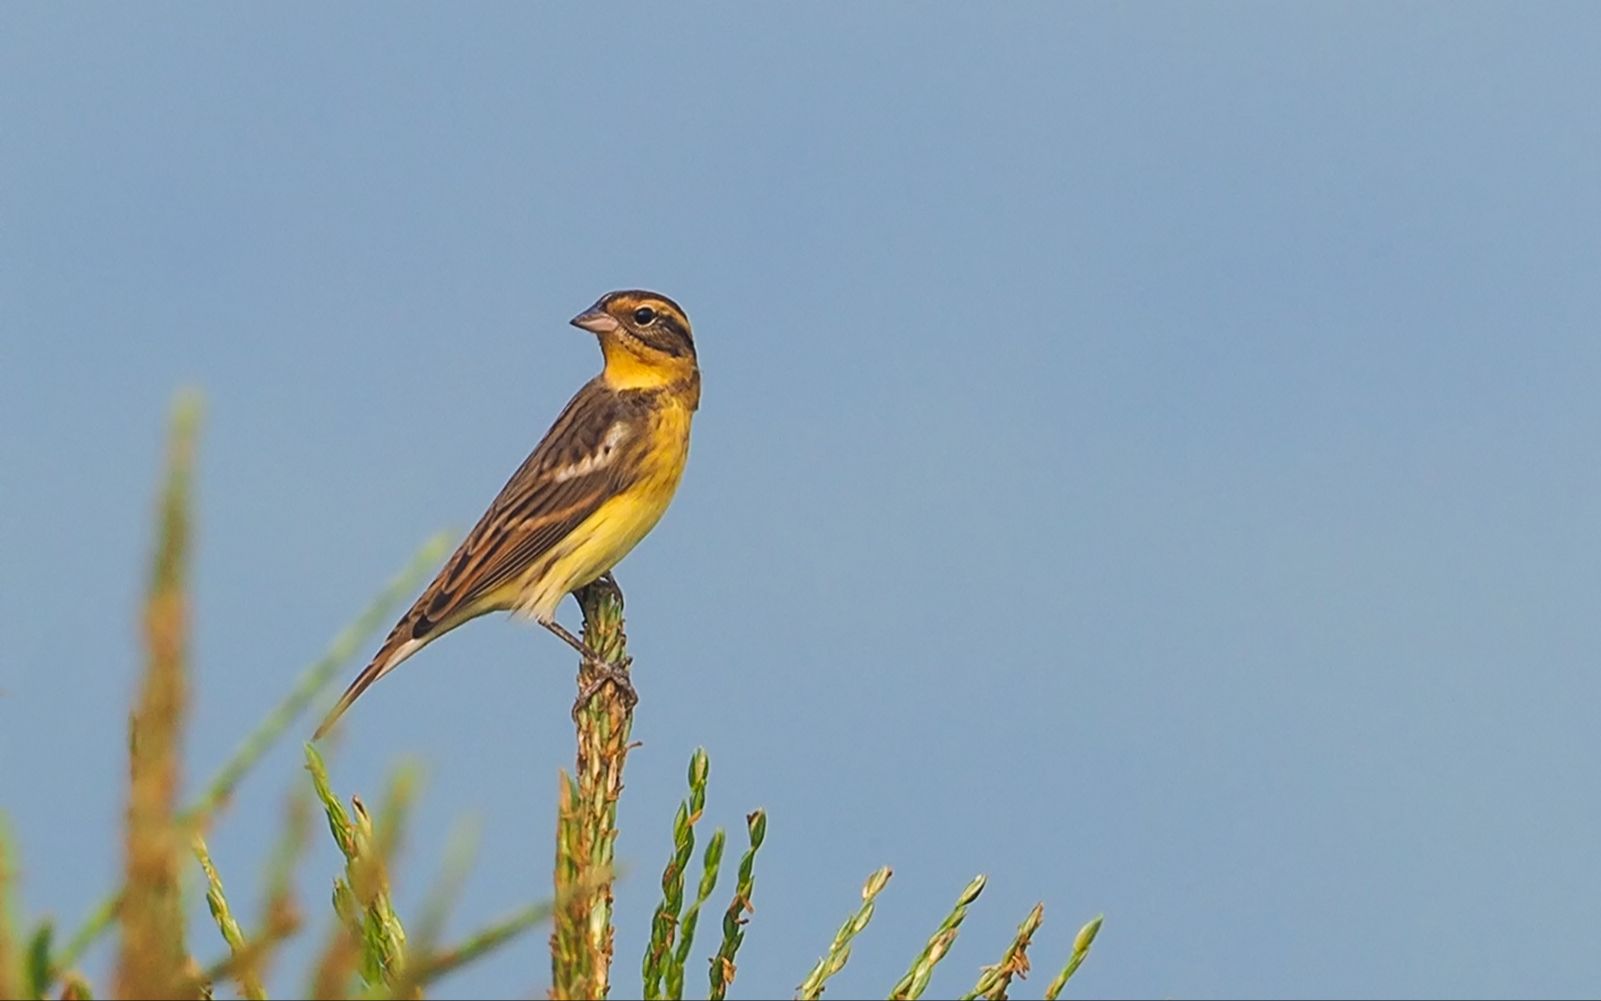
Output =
[{"x1": 571, "y1": 655, "x2": 637, "y2": 720}]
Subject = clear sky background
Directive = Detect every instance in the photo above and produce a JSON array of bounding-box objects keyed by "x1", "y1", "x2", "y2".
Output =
[{"x1": 5, "y1": 5, "x2": 1601, "y2": 999}]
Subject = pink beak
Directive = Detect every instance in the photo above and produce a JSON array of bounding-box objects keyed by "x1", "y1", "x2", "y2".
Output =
[{"x1": 570, "y1": 306, "x2": 620, "y2": 335}]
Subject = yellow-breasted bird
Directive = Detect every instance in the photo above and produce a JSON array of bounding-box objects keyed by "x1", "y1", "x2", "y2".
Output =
[{"x1": 315, "y1": 290, "x2": 700, "y2": 738}]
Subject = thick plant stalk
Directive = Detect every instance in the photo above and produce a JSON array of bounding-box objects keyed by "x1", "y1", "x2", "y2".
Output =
[
  {"x1": 550, "y1": 574, "x2": 635, "y2": 1000},
  {"x1": 117, "y1": 391, "x2": 201, "y2": 1001}
]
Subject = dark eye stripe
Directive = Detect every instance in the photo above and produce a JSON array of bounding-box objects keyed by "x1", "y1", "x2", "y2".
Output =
[{"x1": 635, "y1": 312, "x2": 693, "y2": 357}]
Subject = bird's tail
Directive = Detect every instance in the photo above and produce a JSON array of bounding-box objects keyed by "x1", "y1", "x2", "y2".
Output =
[{"x1": 313, "y1": 614, "x2": 429, "y2": 740}]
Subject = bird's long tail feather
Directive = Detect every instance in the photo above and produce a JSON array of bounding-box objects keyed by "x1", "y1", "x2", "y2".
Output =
[{"x1": 313, "y1": 621, "x2": 426, "y2": 739}]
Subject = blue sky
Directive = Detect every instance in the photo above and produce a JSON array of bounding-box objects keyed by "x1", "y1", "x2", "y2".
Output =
[{"x1": 5, "y1": 4, "x2": 1601, "y2": 998}]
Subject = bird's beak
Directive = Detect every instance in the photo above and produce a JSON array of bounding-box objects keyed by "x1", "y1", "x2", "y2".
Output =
[{"x1": 570, "y1": 306, "x2": 620, "y2": 335}]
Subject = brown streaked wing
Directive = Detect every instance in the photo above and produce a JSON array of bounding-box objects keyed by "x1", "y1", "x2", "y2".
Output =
[{"x1": 409, "y1": 379, "x2": 644, "y2": 636}]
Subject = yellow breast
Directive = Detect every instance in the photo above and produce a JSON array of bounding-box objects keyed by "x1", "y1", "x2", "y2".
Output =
[{"x1": 519, "y1": 398, "x2": 694, "y2": 620}]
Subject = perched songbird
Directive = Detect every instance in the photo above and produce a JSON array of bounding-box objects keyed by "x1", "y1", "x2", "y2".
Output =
[{"x1": 315, "y1": 290, "x2": 701, "y2": 738}]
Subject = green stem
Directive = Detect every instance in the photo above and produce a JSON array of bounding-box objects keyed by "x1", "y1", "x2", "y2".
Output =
[
  {"x1": 888, "y1": 874, "x2": 986, "y2": 1000},
  {"x1": 644, "y1": 748, "x2": 710, "y2": 1001},
  {"x1": 959, "y1": 902, "x2": 1043, "y2": 1001},
  {"x1": 795, "y1": 866, "x2": 893, "y2": 1000},
  {"x1": 707, "y1": 810, "x2": 765, "y2": 1001},
  {"x1": 667, "y1": 827, "x2": 725, "y2": 1001},
  {"x1": 192, "y1": 832, "x2": 265, "y2": 1000},
  {"x1": 1042, "y1": 915, "x2": 1103, "y2": 1001}
]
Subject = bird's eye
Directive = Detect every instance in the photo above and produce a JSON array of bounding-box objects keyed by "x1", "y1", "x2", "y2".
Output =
[{"x1": 633, "y1": 306, "x2": 657, "y2": 325}]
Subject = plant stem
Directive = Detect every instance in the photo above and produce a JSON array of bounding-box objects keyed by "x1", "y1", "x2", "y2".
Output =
[
  {"x1": 888, "y1": 874, "x2": 987, "y2": 1001},
  {"x1": 707, "y1": 810, "x2": 765, "y2": 1001},
  {"x1": 960, "y1": 902, "x2": 1043, "y2": 1001},
  {"x1": 795, "y1": 866, "x2": 893, "y2": 1000},
  {"x1": 643, "y1": 748, "x2": 710, "y2": 1001},
  {"x1": 117, "y1": 390, "x2": 201, "y2": 1000},
  {"x1": 0, "y1": 815, "x2": 20, "y2": 1001},
  {"x1": 667, "y1": 826, "x2": 724, "y2": 1000},
  {"x1": 192, "y1": 833, "x2": 265, "y2": 1000},
  {"x1": 1042, "y1": 915, "x2": 1102, "y2": 1000},
  {"x1": 550, "y1": 574, "x2": 635, "y2": 1000}
]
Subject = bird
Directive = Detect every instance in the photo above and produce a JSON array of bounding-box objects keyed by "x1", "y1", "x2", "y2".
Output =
[{"x1": 314, "y1": 289, "x2": 700, "y2": 739}]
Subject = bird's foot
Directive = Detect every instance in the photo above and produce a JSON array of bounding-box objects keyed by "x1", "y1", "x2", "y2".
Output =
[{"x1": 571, "y1": 654, "x2": 638, "y2": 720}]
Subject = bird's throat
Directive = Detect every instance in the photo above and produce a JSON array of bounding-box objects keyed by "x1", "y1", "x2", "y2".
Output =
[{"x1": 599, "y1": 336, "x2": 698, "y2": 394}]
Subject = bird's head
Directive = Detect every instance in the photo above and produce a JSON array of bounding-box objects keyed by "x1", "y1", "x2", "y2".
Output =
[{"x1": 571, "y1": 290, "x2": 697, "y2": 391}]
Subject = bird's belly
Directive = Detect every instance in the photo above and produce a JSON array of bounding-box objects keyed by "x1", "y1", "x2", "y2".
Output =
[
  {"x1": 516, "y1": 411, "x2": 691, "y2": 621},
  {"x1": 556, "y1": 479, "x2": 680, "y2": 588}
]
